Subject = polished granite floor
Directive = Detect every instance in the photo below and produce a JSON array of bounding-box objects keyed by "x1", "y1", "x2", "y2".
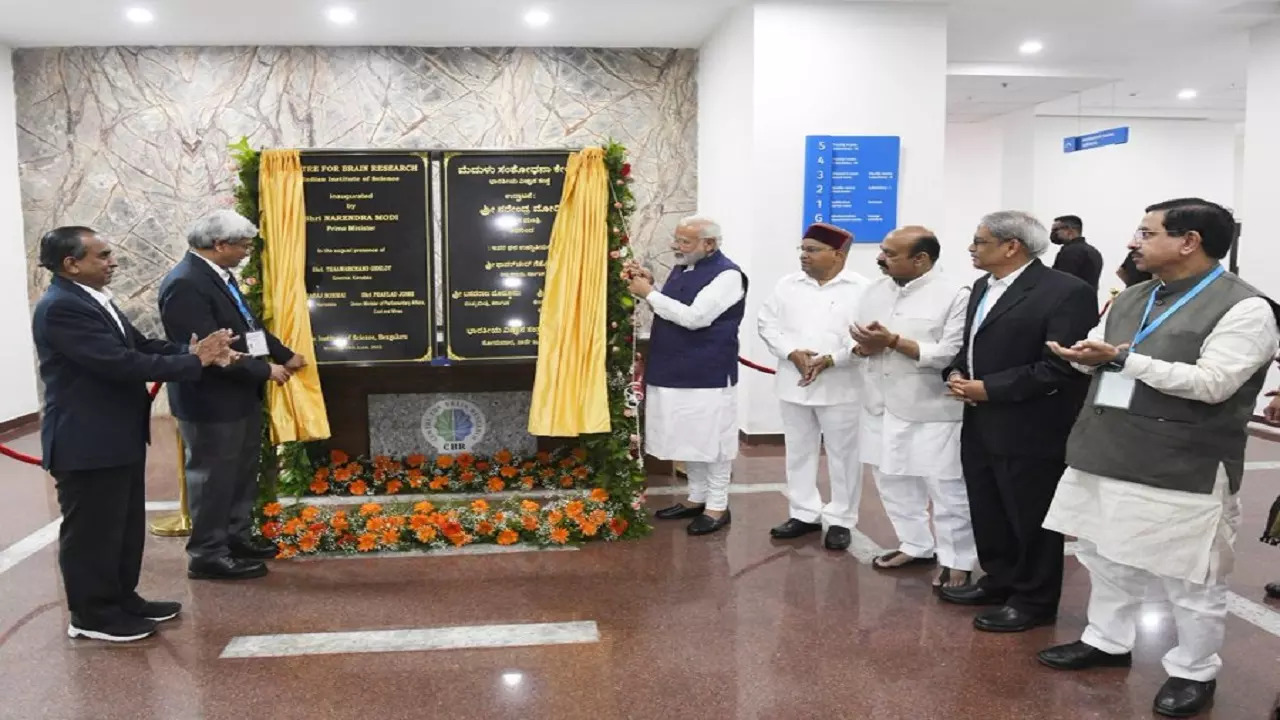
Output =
[{"x1": 0, "y1": 418, "x2": 1278, "y2": 720}]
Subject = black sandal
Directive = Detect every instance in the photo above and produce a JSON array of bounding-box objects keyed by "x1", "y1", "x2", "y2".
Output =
[
  {"x1": 873, "y1": 551, "x2": 938, "y2": 570},
  {"x1": 933, "y1": 567, "x2": 973, "y2": 590}
]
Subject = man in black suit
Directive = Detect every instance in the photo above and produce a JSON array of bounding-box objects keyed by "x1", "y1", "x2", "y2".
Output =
[
  {"x1": 940, "y1": 211, "x2": 1098, "y2": 632},
  {"x1": 159, "y1": 210, "x2": 305, "y2": 580},
  {"x1": 32, "y1": 226, "x2": 236, "y2": 642},
  {"x1": 1051, "y1": 215, "x2": 1104, "y2": 290}
]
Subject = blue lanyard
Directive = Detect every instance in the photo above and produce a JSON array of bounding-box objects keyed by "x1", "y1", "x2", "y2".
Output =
[
  {"x1": 974, "y1": 286, "x2": 992, "y2": 327},
  {"x1": 1133, "y1": 265, "x2": 1224, "y2": 348},
  {"x1": 225, "y1": 278, "x2": 258, "y2": 330}
]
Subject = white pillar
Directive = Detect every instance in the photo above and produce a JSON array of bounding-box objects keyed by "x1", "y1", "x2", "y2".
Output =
[
  {"x1": 1241, "y1": 20, "x2": 1280, "y2": 299},
  {"x1": 0, "y1": 46, "x2": 40, "y2": 424}
]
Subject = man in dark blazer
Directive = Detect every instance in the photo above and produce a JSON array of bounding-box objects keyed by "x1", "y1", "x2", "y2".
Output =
[
  {"x1": 32, "y1": 226, "x2": 236, "y2": 642},
  {"x1": 1051, "y1": 215, "x2": 1104, "y2": 290},
  {"x1": 159, "y1": 209, "x2": 305, "y2": 581},
  {"x1": 940, "y1": 210, "x2": 1098, "y2": 632}
]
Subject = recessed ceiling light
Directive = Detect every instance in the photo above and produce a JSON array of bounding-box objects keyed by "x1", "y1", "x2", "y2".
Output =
[
  {"x1": 525, "y1": 8, "x2": 551, "y2": 27},
  {"x1": 1019, "y1": 40, "x2": 1043, "y2": 55},
  {"x1": 327, "y1": 7, "x2": 356, "y2": 24},
  {"x1": 1177, "y1": 88, "x2": 1198, "y2": 100},
  {"x1": 125, "y1": 7, "x2": 154, "y2": 23}
]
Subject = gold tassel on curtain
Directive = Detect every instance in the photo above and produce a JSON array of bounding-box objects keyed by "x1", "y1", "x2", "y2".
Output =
[
  {"x1": 528, "y1": 147, "x2": 610, "y2": 436},
  {"x1": 259, "y1": 149, "x2": 331, "y2": 443}
]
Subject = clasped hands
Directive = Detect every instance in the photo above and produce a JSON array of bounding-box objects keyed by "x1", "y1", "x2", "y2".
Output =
[
  {"x1": 787, "y1": 349, "x2": 832, "y2": 387},
  {"x1": 622, "y1": 260, "x2": 654, "y2": 298},
  {"x1": 187, "y1": 329, "x2": 307, "y2": 385}
]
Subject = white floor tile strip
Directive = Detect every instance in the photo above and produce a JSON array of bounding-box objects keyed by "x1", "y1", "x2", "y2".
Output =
[
  {"x1": 1244, "y1": 460, "x2": 1280, "y2": 471},
  {"x1": 646, "y1": 482, "x2": 789, "y2": 497},
  {"x1": 219, "y1": 621, "x2": 600, "y2": 659},
  {"x1": 289, "y1": 544, "x2": 578, "y2": 561},
  {"x1": 0, "y1": 519, "x2": 59, "y2": 576}
]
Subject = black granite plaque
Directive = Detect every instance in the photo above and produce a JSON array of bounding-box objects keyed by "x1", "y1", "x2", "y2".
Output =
[
  {"x1": 442, "y1": 151, "x2": 571, "y2": 361},
  {"x1": 302, "y1": 152, "x2": 432, "y2": 364}
]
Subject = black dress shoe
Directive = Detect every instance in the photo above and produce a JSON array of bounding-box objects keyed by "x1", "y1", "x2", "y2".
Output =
[
  {"x1": 230, "y1": 538, "x2": 281, "y2": 560},
  {"x1": 1153, "y1": 677, "x2": 1216, "y2": 718},
  {"x1": 824, "y1": 526, "x2": 852, "y2": 550},
  {"x1": 1266, "y1": 581, "x2": 1280, "y2": 599},
  {"x1": 68, "y1": 612, "x2": 156, "y2": 643},
  {"x1": 655, "y1": 503, "x2": 706, "y2": 520},
  {"x1": 188, "y1": 557, "x2": 269, "y2": 580},
  {"x1": 938, "y1": 583, "x2": 1009, "y2": 606},
  {"x1": 770, "y1": 518, "x2": 823, "y2": 539},
  {"x1": 974, "y1": 605, "x2": 1056, "y2": 633},
  {"x1": 1037, "y1": 641, "x2": 1132, "y2": 670},
  {"x1": 687, "y1": 510, "x2": 731, "y2": 536},
  {"x1": 123, "y1": 599, "x2": 183, "y2": 622}
]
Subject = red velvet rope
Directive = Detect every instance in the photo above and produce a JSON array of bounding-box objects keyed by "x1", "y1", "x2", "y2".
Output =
[
  {"x1": 738, "y1": 356, "x2": 777, "y2": 375},
  {"x1": 0, "y1": 383, "x2": 163, "y2": 466}
]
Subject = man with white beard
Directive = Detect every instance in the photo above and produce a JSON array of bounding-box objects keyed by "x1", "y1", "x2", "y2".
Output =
[
  {"x1": 851, "y1": 226, "x2": 977, "y2": 589},
  {"x1": 626, "y1": 217, "x2": 748, "y2": 536}
]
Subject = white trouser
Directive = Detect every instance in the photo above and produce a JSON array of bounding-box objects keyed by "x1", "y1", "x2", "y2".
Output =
[
  {"x1": 685, "y1": 461, "x2": 732, "y2": 512},
  {"x1": 871, "y1": 468, "x2": 978, "y2": 571},
  {"x1": 780, "y1": 401, "x2": 861, "y2": 528},
  {"x1": 1078, "y1": 540, "x2": 1229, "y2": 682}
]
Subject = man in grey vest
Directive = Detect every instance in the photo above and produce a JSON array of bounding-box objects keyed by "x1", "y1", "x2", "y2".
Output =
[{"x1": 1039, "y1": 198, "x2": 1279, "y2": 719}]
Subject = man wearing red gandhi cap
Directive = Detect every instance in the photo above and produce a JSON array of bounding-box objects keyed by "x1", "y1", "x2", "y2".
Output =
[{"x1": 758, "y1": 223, "x2": 868, "y2": 550}]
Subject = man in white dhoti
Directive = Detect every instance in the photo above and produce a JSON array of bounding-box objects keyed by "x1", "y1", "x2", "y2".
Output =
[
  {"x1": 1040, "y1": 198, "x2": 1280, "y2": 718},
  {"x1": 758, "y1": 223, "x2": 866, "y2": 550},
  {"x1": 627, "y1": 217, "x2": 747, "y2": 536},
  {"x1": 850, "y1": 226, "x2": 977, "y2": 589}
]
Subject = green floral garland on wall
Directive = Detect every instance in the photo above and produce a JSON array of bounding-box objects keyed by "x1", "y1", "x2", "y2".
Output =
[{"x1": 226, "y1": 138, "x2": 650, "y2": 540}]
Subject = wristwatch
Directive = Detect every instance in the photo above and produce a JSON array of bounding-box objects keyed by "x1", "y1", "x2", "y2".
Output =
[{"x1": 1103, "y1": 349, "x2": 1129, "y2": 372}]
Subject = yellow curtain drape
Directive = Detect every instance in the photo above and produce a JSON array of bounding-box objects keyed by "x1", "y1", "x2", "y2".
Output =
[
  {"x1": 259, "y1": 149, "x2": 331, "y2": 444},
  {"x1": 527, "y1": 147, "x2": 610, "y2": 436}
]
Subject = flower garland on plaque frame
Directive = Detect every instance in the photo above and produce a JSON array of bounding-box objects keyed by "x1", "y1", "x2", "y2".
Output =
[{"x1": 226, "y1": 138, "x2": 651, "y2": 551}]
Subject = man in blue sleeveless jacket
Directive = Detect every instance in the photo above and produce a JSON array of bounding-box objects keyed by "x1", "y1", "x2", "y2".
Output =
[{"x1": 627, "y1": 216, "x2": 748, "y2": 536}]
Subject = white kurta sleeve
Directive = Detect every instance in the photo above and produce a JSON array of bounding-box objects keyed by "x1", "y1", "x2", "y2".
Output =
[
  {"x1": 915, "y1": 285, "x2": 970, "y2": 369},
  {"x1": 1120, "y1": 297, "x2": 1280, "y2": 404},
  {"x1": 646, "y1": 270, "x2": 745, "y2": 331},
  {"x1": 757, "y1": 282, "x2": 794, "y2": 360}
]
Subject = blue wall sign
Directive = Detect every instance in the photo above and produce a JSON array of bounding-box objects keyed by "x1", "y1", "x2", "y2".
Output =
[
  {"x1": 1063, "y1": 126, "x2": 1130, "y2": 153},
  {"x1": 803, "y1": 135, "x2": 900, "y2": 244}
]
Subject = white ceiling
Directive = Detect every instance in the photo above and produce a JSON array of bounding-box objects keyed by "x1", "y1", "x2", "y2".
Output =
[{"x1": 0, "y1": 0, "x2": 1276, "y2": 122}]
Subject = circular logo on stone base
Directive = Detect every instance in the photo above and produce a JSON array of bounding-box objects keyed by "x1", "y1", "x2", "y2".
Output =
[{"x1": 421, "y1": 399, "x2": 487, "y2": 453}]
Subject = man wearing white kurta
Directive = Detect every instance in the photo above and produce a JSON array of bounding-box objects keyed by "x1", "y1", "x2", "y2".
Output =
[
  {"x1": 850, "y1": 227, "x2": 977, "y2": 589},
  {"x1": 1041, "y1": 198, "x2": 1280, "y2": 719},
  {"x1": 628, "y1": 216, "x2": 747, "y2": 536},
  {"x1": 758, "y1": 223, "x2": 867, "y2": 550}
]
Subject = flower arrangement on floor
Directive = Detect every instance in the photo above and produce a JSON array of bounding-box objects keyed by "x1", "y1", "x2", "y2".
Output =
[
  {"x1": 304, "y1": 448, "x2": 593, "y2": 497},
  {"x1": 262, "y1": 489, "x2": 632, "y2": 555}
]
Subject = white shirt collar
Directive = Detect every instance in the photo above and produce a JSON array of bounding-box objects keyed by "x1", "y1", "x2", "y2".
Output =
[
  {"x1": 990, "y1": 260, "x2": 1032, "y2": 288},
  {"x1": 191, "y1": 251, "x2": 231, "y2": 282},
  {"x1": 73, "y1": 281, "x2": 114, "y2": 306},
  {"x1": 796, "y1": 269, "x2": 862, "y2": 288}
]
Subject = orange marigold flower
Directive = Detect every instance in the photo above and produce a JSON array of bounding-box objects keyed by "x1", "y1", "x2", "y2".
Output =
[
  {"x1": 436, "y1": 455, "x2": 454, "y2": 469},
  {"x1": 334, "y1": 466, "x2": 353, "y2": 483},
  {"x1": 571, "y1": 447, "x2": 588, "y2": 461},
  {"x1": 547, "y1": 510, "x2": 564, "y2": 526},
  {"x1": 590, "y1": 488, "x2": 610, "y2": 503},
  {"x1": 521, "y1": 478, "x2": 534, "y2": 490},
  {"x1": 314, "y1": 467, "x2": 331, "y2": 482},
  {"x1": 497, "y1": 529, "x2": 519, "y2": 546},
  {"x1": 589, "y1": 509, "x2": 608, "y2": 526},
  {"x1": 565, "y1": 500, "x2": 586, "y2": 518},
  {"x1": 429, "y1": 476, "x2": 449, "y2": 491},
  {"x1": 413, "y1": 501, "x2": 435, "y2": 514},
  {"x1": 300, "y1": 506, "x2": 320, "y2": 522},
  {"x1": 331, "y1": 517, "x2": 350, "y2": 533},
  {"x1": 572, "y1": 466, "x2": 590, "y2": 479},
  {"x1": 330, "y1": 449, "x2": 349, "y2": 465},
  {"x1": 298, "y1": 533, "x2": 320, "y2": 553},
  {"x1": 549, "y1": 527, "x2": 570, "y2": 544},
  {"x1": 471, "y1": 499, "x2": 490, "y2": 514},
  {"x1": 448, "y1": 532, "x2": 470, "y2": 547},
  {"x1": 442, "y1": 520, "x2": 464, "y2": 538},
  {"x1": 493, "y1": 512, "x2": 507, "y2": 524},
  {"x1": 475, "y1": 461, "x2": 490, "y2": 472},
  {"x1": 406, "y1": 453, "x2": 426, "y2": 468},
  {"x1": 373, "y1": 454, "x2": 391, "y2": 467},
  {"x1": 261, "y1": 521, "x2": 282, "y2": 540},
  {"x1": 521, "y1": 461, "x2": 536, "y2": 471},
  {"x1": 410, "y1": 515, "x2": 432, "y2": 530},
  {"x1": 282, "y1": 518, "x2": 303, "y2": 536},
  {"x1": 262, "y1": 502, "x2": 284, "y2": 518},
  {"x1": 522, "y1": 514, "x2": 540, "y2": 531},
  {"x1": 309, "y1": 479, "x2": 330, "y2": 495},
  {"x1": 477, "y1": 521, "x2": 495, "y2": 536},
  {"x1": 348, "y1": 480, "x2": 369, "y2": 496},
  {"x1": 308, "y1": 522, "x2": 326, "y2": 533},
  {"x1": 357, "y1": 533, "x2": 377, "y2": 552},
  {"x1": 539, "y1": 467, "x2": 556, "y2": 479},
  {"x1": 415, "y1": 527, "x2": 437, "y2": 543},
  {"x1": 580, "y1": 521, "x2": 600, "y2": 537},
  {"x1": 560, "y1": 476, "x2": 576, "y2": 488},
  {"x1": 521, "y1": 500, "x2": 540, "y2": 513},
  {"x1": 387, "y1": 515, "x2": 406, "y2": 529},
  {"x1": 359, "y1": 503, "x2": 383, "y2": 516},
  {"x1": 277, "y1": 543, "x2": 298, "y2": 559},
  {"x1": 372, "y1": 469, "x2": 386, "y2": 483},
  {"x1": 487, "y1": 478, "x2": 506, "y2": 493},
  {"x1": 494, "y1": 449, "x2": 514, "y2": 465},
  {"x1": 457, "y1": 452, "x2": 475, "y2": 468},
  {"x1": 460, "y1": 471, "x2": 477, "y2": 484},
  {"x1": 381, "y1": 529, "x2": 400, "y2": 545},
  {"x1": 499, "y1": 465, "x2": 519, "y2": 479},
  {"x1": 367, "y1": 516, "x2": 387, "y2": 533},
  {"x1": 610, "y1": 517, "x2": 629, "y2": 536},
  {"x1": 536, "y1": 451, "x2": 552, "y2": 464},
  {"x1": 559, "y1": 457, "x2": 576, "y2": 469},
  {"x1": 385, "y1": 480, "x2": 403, "y2": 495}
]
